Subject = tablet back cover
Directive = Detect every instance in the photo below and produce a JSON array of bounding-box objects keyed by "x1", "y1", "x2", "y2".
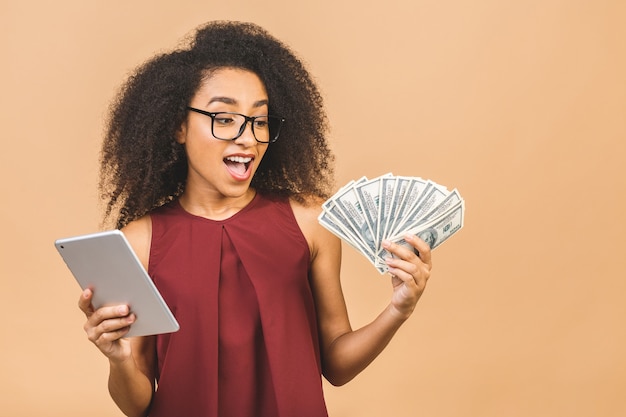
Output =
[{"x1": 55, "y1": 230, "x2": 180, "y2": 337}]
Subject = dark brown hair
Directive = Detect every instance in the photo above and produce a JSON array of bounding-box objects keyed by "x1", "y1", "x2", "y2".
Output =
[{"x1": 100, "y1": 21, "x2": 335, "y2": 228}]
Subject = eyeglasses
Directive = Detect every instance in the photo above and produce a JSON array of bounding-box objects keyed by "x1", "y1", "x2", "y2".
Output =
[{"x1": 187, "y1": 107, "x2": 285, "y2": 143}]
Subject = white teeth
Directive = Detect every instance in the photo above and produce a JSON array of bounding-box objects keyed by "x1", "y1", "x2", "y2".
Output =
[{"x1": 225, "y1": 156, "x2": 252, "y2": 163}]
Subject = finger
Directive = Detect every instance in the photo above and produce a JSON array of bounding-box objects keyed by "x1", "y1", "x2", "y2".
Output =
[
  {"x1": 381, "y1": 239, "x2": 420, "y2": 264},
  {"x1": 86, "y1": 304, "x2": 131, "y2": 329},
  {"x1": 78, "y1": 288, "x2": 95, "y2": 316},
  {"x1": 405, "y1": 234, "x2": 432, "y2": 267},
  {"x1": 95, "y1": 326, "x2": 132, "y2": 345},
  {"x1": 385, "y1": 241, "x2": 431, "y2": 285},
  {"x1": 86, "y1": 313, "x2": 135, "y2": 343},
  {"x1": 96, "y1": 313, "x2": 136, "y2": 336},
  {"x1": 387, "y1": 267, "x2": 418, "y2": 288},
  {"x1": 386, "y1": 257, "x2": 419, "y2": 284}
]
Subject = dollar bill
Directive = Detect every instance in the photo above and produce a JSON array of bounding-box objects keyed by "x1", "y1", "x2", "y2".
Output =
[
  {"x1": 377, "y1": 175, "x2": 402, "y2": 251},
  {"x1": 319, "y1": 174, "x2": 464, "y2": 275},
  {"x1": 419, "y1": 188, "x2": 462, "y2": 224},
  {"x1": 388, "y1": 181, "x2": 448, "y2": 238},
  {"x1": 330, "y1": 177, "x2": 377, "y2": 255},
  {"x1": 354, "y1": 173, "x2": 392, "y2": 253},
  {"x1": 318, "y1": 204, "x2": 383, "y2": 270},
  {"x1": 377, "y1": 200, "x2": 465, "y2": 268},
  {"x1": 385, "y1": 177, "x2": 429, "y2": 238}
]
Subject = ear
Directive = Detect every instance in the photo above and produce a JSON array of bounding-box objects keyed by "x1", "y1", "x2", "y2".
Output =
[{"x1": 175, "y1": 120, "x2": 187, "y2": 144}]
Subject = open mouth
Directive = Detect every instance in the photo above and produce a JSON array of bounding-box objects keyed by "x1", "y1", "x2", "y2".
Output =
[{"x1": 224, "y1": 155, "x2": 253, "y2": 177}]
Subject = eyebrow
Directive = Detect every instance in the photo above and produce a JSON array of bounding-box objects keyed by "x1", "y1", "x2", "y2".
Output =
[{"x1": 208, "y1": 96, "x2": 269, "y2": 108}]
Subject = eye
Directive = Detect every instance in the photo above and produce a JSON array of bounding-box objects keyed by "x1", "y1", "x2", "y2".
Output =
[
  {"x1": 214, "y1": 113, "x2": 237, "y2": 126},
  {"x1": 253, "y1": 116, "x2": 269, "y2": 129}
]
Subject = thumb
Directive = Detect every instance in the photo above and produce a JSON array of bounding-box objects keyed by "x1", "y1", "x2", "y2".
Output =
[{"x1": 78, "y1": 288, "x2": 95, "y2": 317}]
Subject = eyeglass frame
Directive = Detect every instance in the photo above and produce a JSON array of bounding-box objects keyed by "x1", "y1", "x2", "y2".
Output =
[{"x1": 186, "y1": 106, "x2": 285, "y2": 143}]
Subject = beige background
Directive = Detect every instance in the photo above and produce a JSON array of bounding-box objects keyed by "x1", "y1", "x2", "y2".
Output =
[{"x1": 1, "y1": 1, "x2": 625, "y2": 416}]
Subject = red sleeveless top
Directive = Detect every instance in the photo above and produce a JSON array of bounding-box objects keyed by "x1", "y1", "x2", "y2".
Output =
[{"x1": 147, "y1": 193, "x2": 328, "y2": 417}]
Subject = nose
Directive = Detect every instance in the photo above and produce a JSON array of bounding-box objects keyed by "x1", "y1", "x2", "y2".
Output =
[{"x1": 234, "y1": 119, "x2": 257, "y2": 146}]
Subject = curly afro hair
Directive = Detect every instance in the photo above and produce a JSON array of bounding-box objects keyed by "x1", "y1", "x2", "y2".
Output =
[{"x1": 100, "y1": 21, "x2": 335, "y2": 229}]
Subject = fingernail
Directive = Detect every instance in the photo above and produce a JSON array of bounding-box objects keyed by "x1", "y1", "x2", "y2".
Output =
[{"x1": 118, "y1": 305, "x2": 128, "y2": 315}]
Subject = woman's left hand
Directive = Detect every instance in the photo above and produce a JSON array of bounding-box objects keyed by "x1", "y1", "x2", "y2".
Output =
[{"x1": 381, "y1": 234, "x2": 433, "y2": 320}]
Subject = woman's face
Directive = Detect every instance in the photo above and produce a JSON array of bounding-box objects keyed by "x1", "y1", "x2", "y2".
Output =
[{"x1": 177, "y1": 68, "x2": 270, "y2": 201}]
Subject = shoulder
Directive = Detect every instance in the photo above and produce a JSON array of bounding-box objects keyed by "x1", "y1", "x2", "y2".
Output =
[
  {"x1": 289, "y1": 196, "x2": 340, "y2": 262},
  {"x1": 121, "y1": 215, "x2": 152, "y2": 270},
  {"x1": 289, "y1": 195, "x2": 323, "y2": 225}
]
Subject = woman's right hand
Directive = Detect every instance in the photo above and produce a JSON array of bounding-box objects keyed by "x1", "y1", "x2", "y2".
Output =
[{"x1": 78, "y1": 288, "x2": 136, "y2": 363}]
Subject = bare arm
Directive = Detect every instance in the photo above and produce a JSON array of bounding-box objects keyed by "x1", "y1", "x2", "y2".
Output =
[
  {"x1": 292, "y1": 200, "x2": 432, "y2": 386},
  {"x1": 77, "y1": 216, "x2": 156, "y2": 416}
]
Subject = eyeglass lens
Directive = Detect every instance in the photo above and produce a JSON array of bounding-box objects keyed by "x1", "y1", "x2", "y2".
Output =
[{"x1": 212, "y1": 113, "x2": 280, "y2": 143}]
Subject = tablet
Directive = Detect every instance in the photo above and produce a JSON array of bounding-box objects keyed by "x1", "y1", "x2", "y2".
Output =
[{"x1": 55, "y1": 229, "x2": 180, "y2": 337}]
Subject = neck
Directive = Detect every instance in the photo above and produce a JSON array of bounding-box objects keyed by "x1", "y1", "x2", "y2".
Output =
[{"x1": 178, "y1": 188, "x2": 257, "y2": 220}]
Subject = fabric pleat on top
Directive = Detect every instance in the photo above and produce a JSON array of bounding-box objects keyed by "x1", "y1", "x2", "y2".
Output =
[{"x1": 146, "y1": 193, "x2": 328, "y2": 417}]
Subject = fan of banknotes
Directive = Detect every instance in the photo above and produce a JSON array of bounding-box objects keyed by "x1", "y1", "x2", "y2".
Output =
[{"x1": 318, "y1": 173, "x2": 465, "y2": 274}]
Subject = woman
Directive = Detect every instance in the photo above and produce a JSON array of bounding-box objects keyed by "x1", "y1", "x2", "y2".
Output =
[{"x1": 78, "y1": 21, "x2": 432, "y2": 417}]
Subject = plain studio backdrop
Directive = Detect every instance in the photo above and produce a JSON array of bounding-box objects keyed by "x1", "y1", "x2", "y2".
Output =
[{"x1": 1, "y1": 1, "x2": 625, "y2": 416}]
